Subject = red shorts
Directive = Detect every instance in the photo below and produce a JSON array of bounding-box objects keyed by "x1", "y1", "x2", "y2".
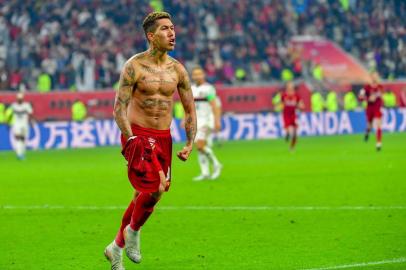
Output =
[
  {"x1": 283, "y1": 113, "x2": 297, "y2": 129},
  {"x1": 366, "y1": 106, "x2": 382, "y2": 122},
  {"x1": 121, "y1": 124, "x2": 172, "y2": 193}
]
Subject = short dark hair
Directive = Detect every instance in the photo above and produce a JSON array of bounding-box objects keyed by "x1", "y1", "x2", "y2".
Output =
[{"x1": 142, "y1": 12, "x2": 172, "y2": 39}]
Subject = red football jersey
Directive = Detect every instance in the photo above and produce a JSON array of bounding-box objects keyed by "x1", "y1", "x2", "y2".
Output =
[
  {"x1": 282, "y1": 92, "x2": 301, "y2": 116},
  {"x1": 363, "y1": 84, "x2": 383, "y2": 109}
]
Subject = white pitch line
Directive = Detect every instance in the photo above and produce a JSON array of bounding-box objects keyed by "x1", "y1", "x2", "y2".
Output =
[
  {"x1": 160, "y1": 205, "x2": 406, "y2": 211},
  {"x1": 301, "y1": 257, "x2": 406, "y2": 270},
  {"x1": 1, "y1": 205, "x2": 406, "y2": 211}
]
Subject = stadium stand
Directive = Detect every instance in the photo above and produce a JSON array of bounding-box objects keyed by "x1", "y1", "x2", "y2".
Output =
[{"x1": 0, "y1": 0, "x2": 404, "y2": 92}]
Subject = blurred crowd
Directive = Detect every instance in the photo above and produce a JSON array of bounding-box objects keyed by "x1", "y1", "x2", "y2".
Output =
[{"x1": 0, "y1": 0, "x2": 404, "y2": 92}]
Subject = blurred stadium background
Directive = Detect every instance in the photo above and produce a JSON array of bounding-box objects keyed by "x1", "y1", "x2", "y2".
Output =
[{"x1": 0, "y1": 0, "x2": 405, "y2": 269}]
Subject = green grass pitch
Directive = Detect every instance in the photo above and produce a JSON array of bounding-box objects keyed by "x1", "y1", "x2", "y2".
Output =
[{"x1": 1, "y1": 133, "x2": 405, "y2": 270}]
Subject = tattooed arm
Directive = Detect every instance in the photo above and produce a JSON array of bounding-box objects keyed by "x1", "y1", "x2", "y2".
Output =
[
  {"x1": 176, "y1": 64, "x2": 197, "y2": 161},
  {"x1": 113, "y1": 61, "x2": 137, "y2": 139}
]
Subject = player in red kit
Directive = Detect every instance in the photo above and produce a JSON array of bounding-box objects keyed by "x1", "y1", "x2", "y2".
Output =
[
  {"x1": 358, "y1": 71, "x2": 384, "y2": 151},
  {"x1": 280, "y1": 81, "x2": 304, "y2": 151},
  {"x1": 104, "y1": 12, "x2": 197, "y2": 270}
]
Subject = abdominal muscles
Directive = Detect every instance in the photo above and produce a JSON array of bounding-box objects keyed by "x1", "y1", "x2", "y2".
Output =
[{"x1": 128, "y1": 95, "x2": 174, "y2": 130}]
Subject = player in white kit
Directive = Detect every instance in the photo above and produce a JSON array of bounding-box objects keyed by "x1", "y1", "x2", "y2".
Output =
[
  {"x1": 191, "y1": 67, "x2": 222, "y2": 180},
  {"x1": 8, "y1": 92, "x2": 33, "y2": 160}
]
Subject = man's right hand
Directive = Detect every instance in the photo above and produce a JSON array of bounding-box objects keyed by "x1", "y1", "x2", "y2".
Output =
[{"x1": 121, "y1": 136, "x2": 136, "y2": 161}]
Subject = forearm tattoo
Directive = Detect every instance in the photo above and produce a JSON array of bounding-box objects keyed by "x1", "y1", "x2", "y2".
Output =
[
  {"x1": 178, "y1": 67, "x2": 197, "y2": 144},
  {"x1": 114, "y1": 63, "x2": 135, "y2": 138},
  {"x1": 185, "y1": 115, "x2": 196, "y2": 144}
]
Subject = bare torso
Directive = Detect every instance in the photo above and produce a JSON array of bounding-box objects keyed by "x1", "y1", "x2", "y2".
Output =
[{"x1": 127, "y1": 53, "x2": 180, "y2": 130}]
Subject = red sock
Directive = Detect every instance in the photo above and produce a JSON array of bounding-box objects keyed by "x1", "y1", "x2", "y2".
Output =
[
  {"x1": 377, "y1": 128, "x2": 382, "y2": 143},
  {"x1": 130, "y1": 192, "x2": 158, "y2": 231},
  {"x1": 115, "y1": 199, "x2": 136, "y2": 248}
]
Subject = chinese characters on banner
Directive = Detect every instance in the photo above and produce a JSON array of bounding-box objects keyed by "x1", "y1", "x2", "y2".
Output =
[{"x1": 0, "y1": 109, "x2": 405, "y2": 151}]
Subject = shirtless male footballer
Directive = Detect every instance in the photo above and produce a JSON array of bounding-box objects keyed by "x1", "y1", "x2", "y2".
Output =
[{"x1": 104, "y1": 12, "x2": 197, "y2": 270}]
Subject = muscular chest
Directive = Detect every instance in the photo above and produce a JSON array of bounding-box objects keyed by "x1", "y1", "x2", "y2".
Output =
[{"x1": 136, "y1": 66, "x2": 178, "y2": 96}]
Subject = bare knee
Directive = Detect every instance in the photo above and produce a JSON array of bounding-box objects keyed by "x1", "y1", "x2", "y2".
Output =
[
  {"x1": 375, "y1": 119, "x2": 382, "y2": 128},
  {"x1": 151, "y1": 191, "x2": 163, "y2": 201},
  {"x1": 196, "y1": 140, "x2": 206, "y2": 151}
]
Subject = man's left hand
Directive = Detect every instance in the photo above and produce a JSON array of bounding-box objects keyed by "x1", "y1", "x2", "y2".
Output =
[{"x1": 177, "y1": 144, "x2": 193, "y2": 161}]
